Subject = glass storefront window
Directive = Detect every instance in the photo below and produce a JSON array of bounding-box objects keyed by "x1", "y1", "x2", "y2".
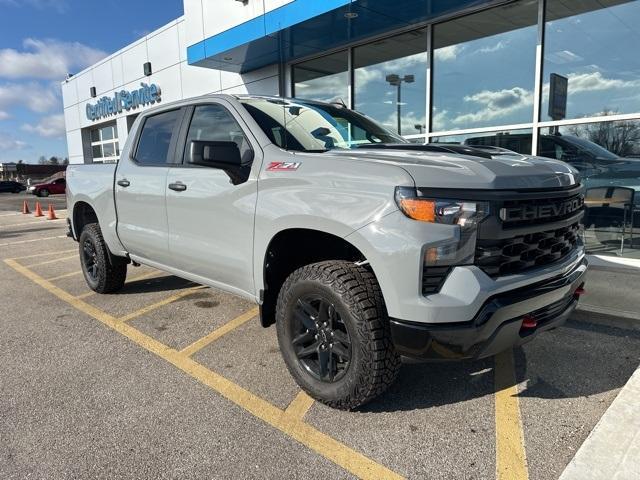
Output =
[
  {"x1": 353, "y1": 28, "x2": 428, "y2": 135},
  {"x1": 292, "y1": 50, "x2": 349, "y2": 103},
  {"x1": 432, "y1": 0, "x2": 538, "y2": 131},
  {"x1": 431, "y1": 128, "x2": 534, "y2": 154},
  {"x1": 542, "y1": 0, "x2": 640, "y2": 120},
  {"x1": 537, "y1": 120, "x2": 640, "y2": 256}
]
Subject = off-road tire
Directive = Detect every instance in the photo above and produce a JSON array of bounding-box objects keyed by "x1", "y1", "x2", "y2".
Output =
[
  {"x1": 79, "y1": 223, "x2": 127, "y2": 293},
  {"x1": 276, "y1": 260, "x2": 401, "y2": 410}
]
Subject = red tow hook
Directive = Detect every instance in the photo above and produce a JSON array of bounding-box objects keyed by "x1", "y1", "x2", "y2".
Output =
[
  {"x1": 521, "y1": 315, "x2": 538, "y2": 330},
  {"x1": 574, "y1": 286, "x2": 586, "y2": 297}
]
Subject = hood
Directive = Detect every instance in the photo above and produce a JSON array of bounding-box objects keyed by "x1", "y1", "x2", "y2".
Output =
[{"x1": 323, "y1": 149, "x2": 580, "y2": 190}]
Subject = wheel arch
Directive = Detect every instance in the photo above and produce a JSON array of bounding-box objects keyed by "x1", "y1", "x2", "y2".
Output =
[{"x1": 259, "y1": 227, "x2": 380, "y2": 328}]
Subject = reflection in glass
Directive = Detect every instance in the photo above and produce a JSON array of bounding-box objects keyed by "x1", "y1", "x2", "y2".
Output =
[
  {"x1": 431, "y1": 128, "x2": 533, "y2": 154},
  {"x1": 432, "y1": 0, "x2": 538, "y2": 131},
  {"x1": 293, "y1": 51, "x2": 348, "y2": 103},
  {"x1": 542, "y1": 0, "x2": 640, "y2": 120},
  {"x1": 353, "y1": 29, "x2": 427, "y2": 135},
  {"x1": 537, "y1": 120, "x2": 640, "y2": 256}
]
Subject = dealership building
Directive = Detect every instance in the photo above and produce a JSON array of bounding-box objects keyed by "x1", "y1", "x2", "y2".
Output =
[{"x1": 62, "y1": 0, "x2": 640, "y2": 260}]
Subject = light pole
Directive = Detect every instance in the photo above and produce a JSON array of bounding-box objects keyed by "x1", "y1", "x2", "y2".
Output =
[{"x1": 386, "y1": 74, "x2": 414, "y2": 135}]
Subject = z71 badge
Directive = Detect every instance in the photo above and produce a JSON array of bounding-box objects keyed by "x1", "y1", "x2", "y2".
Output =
[{"x1": 267, "y1": 162, "x2": 301, "y2": 171}]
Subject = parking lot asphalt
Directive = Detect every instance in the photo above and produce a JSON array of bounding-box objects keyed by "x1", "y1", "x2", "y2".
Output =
[{"x1": 1, "y1": 211, "x2": 639, "y2": 479}]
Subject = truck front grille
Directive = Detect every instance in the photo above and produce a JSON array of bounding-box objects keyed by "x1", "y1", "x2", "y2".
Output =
[{"x1": 475, "y1": 222, "x2": 580, "y2": 277}]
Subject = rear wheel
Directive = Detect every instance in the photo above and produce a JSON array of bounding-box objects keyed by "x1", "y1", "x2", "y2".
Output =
[
  {"x1": 276, "y1": 260, "x2": 400, "y2": 410},
  {"x1": 79, "y1": 223, "x2": 127, "y2": 293}
]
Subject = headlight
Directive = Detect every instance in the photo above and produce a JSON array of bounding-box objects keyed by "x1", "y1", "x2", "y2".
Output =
[{"x1": 395, "y1": 187, "x2": 490, "y2": 266}]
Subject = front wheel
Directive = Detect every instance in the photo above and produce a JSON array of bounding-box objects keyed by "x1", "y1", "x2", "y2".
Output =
[
  {"x1": 38, "y1": 189, "x2": 49, "y2": 197},
  {"x1": 79, "y1": 223, "x2": 127, "y2": 293},
  {"x1": 276, "y1": 261, "x2": 400, "y2": 410}
]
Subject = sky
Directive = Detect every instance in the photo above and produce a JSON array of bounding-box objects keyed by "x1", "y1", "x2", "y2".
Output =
[{"x1": 0, "y1": 0, "x2": 183, "y2": 163}]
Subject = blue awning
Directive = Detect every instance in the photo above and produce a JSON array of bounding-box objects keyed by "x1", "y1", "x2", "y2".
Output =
[{"x1": 187, "y1": 0, "x2": 497, "y2": 73}]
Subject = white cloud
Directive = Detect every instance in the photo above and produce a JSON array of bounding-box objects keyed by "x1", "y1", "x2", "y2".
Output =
[
  {"x1": 564, "y1": 71, "x2": 640, "y2": 93},
  {"x1": 435, "y1": 45, "x2": 462, "y2": 61},
  {"x1": 452, "y1": 86, "x2": 533, "y2": 126},
  {"x1": 22, "y1": 113, "x2": 65, "y2": 138},
  {"x1": 0, "y1": 111, "x2": 10, "y2": 120},
  {"x1": 0, "y1": 38, "x2": 106, "y2": 80},
  {"x1": 477, "y1": 41, "x2": 507, "y2": 54},
  {"x1": 0, "y1": 82, "x2": 59, "y2": 113},
  {"x1": 0, "y1": 132, "x2": 29, "y2": 150}
]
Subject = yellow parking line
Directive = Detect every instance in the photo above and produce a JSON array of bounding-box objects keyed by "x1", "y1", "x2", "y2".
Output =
[
  {"x1": 0, "y1": 235, "x2": 67, "y2": 247},
  {"x1": 29, "y1": 254, "x2": 78, "y2": 267},
  {"x1": 495, "y1": 348, "x2": 529, "y2": 480},
  {"x1": 117, "y1": 286, "x2": 206, "y2": 323},
  {"x1": 47, "y1": 270, "x2": 82, "y2": 281},
  {"x1": 10, "y1": 248, "x2": 77, "y2": 261},
  {"x1": 284, "y1": 391, "x2": 315, "y2": 421},
  {"x1": 4, "y1": 258, "x2": 404, "y2": 480},
  {"x1": 180, "y1": 307, "x2": 259, "y2": 357}
]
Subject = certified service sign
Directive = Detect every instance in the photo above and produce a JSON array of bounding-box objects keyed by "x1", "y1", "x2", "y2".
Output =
[{"x1": 86, "y1": 83, "x2": 160, "y2": 121}]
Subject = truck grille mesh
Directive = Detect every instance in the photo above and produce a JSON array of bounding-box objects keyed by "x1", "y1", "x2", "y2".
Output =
[{"x1": 475, "y1": 222, "x2": 580, "y2": 277}]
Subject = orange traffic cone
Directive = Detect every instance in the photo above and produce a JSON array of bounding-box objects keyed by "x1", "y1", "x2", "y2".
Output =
[
  {"x1": 22, "y1": 200, "x2": 30, "y2": 214},
  {"x1": 47, "y1": 204, "x2": 58, "y2": 220},
  {"x1": 34, "y1": 202, "x2": 44, "y2": 217}
]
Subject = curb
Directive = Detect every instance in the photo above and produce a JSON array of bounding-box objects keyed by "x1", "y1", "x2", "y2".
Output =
[{"x1": 559, "y1": 364, "x2": 640, "y2": 480}]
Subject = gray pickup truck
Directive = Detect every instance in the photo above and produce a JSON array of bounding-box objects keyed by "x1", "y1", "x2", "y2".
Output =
[{"x1": 66, "y1": 94, "x2": 587, "y2": 409}]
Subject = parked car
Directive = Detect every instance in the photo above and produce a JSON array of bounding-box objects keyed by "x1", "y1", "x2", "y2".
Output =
[
  {"x1": 464, "y1": 133, "x2": 640, "y2": 201},
  {"x1": 28, "y1": 177, "x2": 66, "y2": 197},
  {"x1": 66, "y1": 95, "x2": 587, "y2": 409},
  {"x1": 0, "y1": 180, "x2": 26, "y2": 193}
]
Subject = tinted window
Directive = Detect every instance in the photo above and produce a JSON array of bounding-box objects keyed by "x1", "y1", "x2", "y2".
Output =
[
  {"x1": 293, "y1": 50, "x2": 349, "y2": 103},
  {"x1": 184, "y1": 104, "x2": 253, "y2": 164},
  {"x1": 431, "y1": 128, "x2": 533, "y2": 154},
  {"x1": 353, "y1": 29, "x2": 428, "y2": 136},
  {"x1": 432, "y1": 0, "x2": 538, "y2": 131},
  {"x1": 542, "y1": 0, "x2": 640, "y2": 120},
  {"x1": 135, "y1": 109, "x2": 181, "y2": 165}
]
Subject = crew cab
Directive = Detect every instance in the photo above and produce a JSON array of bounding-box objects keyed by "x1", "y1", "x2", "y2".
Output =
[{"x1": 66, "y1": 95, "x2": 587, "y2": 409}]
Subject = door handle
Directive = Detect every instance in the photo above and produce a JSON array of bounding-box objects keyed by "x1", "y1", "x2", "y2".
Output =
[
  {"x1": 168, "y1": 182, "x2": 187, "y2": 192},
  {"x1": 117, "y1": 179, "x2": 130, "y2": 188}
]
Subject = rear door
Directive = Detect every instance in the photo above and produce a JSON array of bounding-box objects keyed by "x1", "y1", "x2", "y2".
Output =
[
  {"x1": 115, "y1": 107, "x2": 185, "y2": 265},
  {"x1": 165, "y1": 101, "x2": 260, "y2": 296}
]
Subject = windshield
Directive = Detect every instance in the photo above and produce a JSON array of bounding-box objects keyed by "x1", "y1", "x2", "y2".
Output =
[
  {"x1": 562, "y1": 135, "x2": 619, "y2": 161},
  {"x1": 240, "y1": 98, "x2": 406, "y2": 152}
]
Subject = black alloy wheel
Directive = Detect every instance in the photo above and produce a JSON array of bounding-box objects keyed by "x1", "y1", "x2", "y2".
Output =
[
  {"x1": 291, "y1": 295, "x2": 352, "y2": 382},
  {"x1": 82, "y1": 237, "x2": 100, "y2": 283}
]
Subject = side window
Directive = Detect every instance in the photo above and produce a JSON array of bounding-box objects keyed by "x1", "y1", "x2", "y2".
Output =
[
  {"x1": 184, "y1": 104, "x2": 253, "y2": 164},
  {"x1": 135, "y1": 109, "x2": 182, "y2": 165}
]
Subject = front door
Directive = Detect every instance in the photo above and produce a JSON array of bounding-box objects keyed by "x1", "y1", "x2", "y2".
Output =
[
  {"x1": 115, "y1": 108, "x2": 184, "y2": 265},
  {"x1": 165, "y1": 101, "x2": 260, "y2": 297}
]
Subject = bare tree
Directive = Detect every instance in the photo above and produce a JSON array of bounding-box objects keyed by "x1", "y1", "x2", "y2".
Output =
[{"x1": 566, "y1": 109, "x2": 640, "y2": 157}]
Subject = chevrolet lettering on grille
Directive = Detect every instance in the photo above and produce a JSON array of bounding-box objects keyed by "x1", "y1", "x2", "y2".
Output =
[{"x1": 499, "y1": 196, "x2": 584, "y2": 222}]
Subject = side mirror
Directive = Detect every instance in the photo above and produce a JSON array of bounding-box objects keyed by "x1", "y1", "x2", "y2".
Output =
[{"x1": 188, "y1": 140, "x2": 243, "y2": 169}]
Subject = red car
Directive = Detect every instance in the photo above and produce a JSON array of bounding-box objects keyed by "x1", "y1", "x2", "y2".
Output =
[{"x1": 29, "y1": 177, "x2": 66, "y2": 197}]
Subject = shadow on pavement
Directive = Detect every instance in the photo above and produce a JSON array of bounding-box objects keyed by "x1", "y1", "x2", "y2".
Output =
[{"x1": 360, "y1": 317, "x2": 639, "y2": 413}]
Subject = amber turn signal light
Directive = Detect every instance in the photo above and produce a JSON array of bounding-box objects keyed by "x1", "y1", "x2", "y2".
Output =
[{"x1": 398, "y1": 198, "x2": 436, "y2": 222}]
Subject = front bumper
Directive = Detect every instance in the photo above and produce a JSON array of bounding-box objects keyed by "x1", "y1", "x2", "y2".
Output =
[{"x1": 390, "y1": 257, "x2": 587, "y2": 360}]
